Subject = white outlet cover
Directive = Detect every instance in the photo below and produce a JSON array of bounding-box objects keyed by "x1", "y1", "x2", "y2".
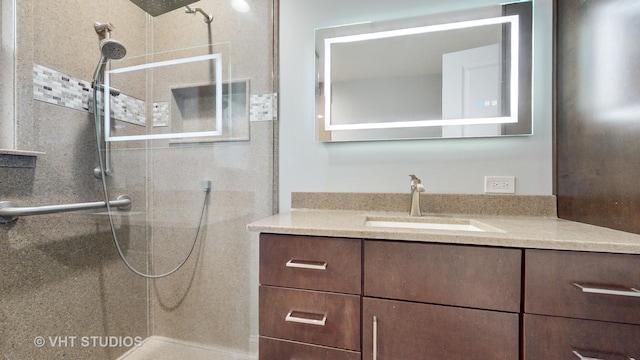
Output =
[{"x1": 484, "y1": 176, "x2": 516, "y2": 194}]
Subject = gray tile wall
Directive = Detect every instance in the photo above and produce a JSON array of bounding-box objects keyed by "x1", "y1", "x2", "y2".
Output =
[
  {"x1": 1, "y1": 1, "x2": 150, "y2": 359},
  {"x1": 3, "y1": 0, "x2": 275, "y2": 359}
]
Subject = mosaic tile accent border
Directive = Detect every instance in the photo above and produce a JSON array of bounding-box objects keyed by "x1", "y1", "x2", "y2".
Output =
[
  {"x1": 33, "y1": 64, "x2": 146, "y2": 126},
  {"x1": 153, "y1": 102, "x2": 170, "y2": 127},
  {"x1": 111, "y1": 93, "x2": 146, "y2": 125},
  {"x1": 33, "y1": 64, "x2": 92, "y2": 112},
  {"x1": 34, "y1": 63, "x2": 276, "y2": 127},
  {"x1": 250, "y1": 93, "x2": 277, "y2": 122}
]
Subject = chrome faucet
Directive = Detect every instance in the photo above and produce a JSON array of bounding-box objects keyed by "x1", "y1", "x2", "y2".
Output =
[{"x1": 409, "y1": 174, "x2": 425, "y2": 216}]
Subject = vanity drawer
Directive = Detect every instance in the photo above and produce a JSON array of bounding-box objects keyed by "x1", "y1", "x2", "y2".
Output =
[
  {"x1": 524, "y1": 314, "x2": 640, "y2": 359},
  {"x1": 259, "y1": 337, "x2": 360, "y2": 360},
  {"x1": 259, "y1": 233, "x2": 361, "y2": 294},
  {"x1": 525, "y1": 249, "x2": 640, "y2": 324},
  {"x1": 364, "y1": 240, "x2": 522, "y2": 312},
  {"x1": 259, "y1": 285, "x2": 361, "y2": 351}
]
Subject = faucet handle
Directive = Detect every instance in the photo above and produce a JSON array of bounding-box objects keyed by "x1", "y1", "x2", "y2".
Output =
[{"x1": 409, "y1": 174, "x2": 425, "y2": 192}]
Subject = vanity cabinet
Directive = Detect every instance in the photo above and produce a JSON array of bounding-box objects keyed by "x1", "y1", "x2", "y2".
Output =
[
  {"x1": 362, "y1": 240, "x2": 521, "y2": 359},
  {"x1": 258, "y1": 233, "x2": 362, "y2": 359},
  {"x1": 258, "y1": 233, "x2": 640, "y2": 359},
  {"x1": 524, "y1": 249, "x2": 640, "y2": 359}
]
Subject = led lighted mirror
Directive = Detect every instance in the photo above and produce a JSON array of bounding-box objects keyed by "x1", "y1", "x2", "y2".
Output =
[
  {"x1": 105, "y1": 53, "x2": 223, "y2": 142},
  {"x1": 315, "y1": 2, "x2": 532, "y2": 142},
  {"x1": 324, "y1": 16, "x2": 519, "y2": 130}
]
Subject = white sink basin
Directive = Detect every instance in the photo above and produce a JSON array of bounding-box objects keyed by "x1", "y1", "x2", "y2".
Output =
[{"x1": 364, "y1": 216, "x2": 502, "y2": 233}]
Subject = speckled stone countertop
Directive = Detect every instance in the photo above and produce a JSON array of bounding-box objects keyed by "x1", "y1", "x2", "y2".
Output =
[{"x1": 247, "y1": 192, "x2": 640, "y2": 254}]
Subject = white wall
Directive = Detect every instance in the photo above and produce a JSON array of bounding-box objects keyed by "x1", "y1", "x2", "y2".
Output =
[{"x1": 279, "y1": 0, "x2": 553, "y2": 211}]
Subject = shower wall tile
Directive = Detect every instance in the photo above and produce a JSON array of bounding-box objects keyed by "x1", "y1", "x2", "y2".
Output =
[
  {"x1": 34, "y1": 64, "x2": 274, "y2": 128},
  {"x1": 32, "y1": 63, "x2": 146, "y2": 126},
  {"x1": 111, "y1": 93, "x2": 147, "y2": 126},
  {"x1": 148, "y1": 120, "x2": 273, "y2": 353},
  {"x1": 153, "y1": 102, "x2": 170, "y2": 127},
  {"x1": 4, "y1": 1, "x2": 153, "y2": 359},
  {"x1": 250, "y1": 93, "x2": 277, "y2": 122},
  {"x1": 33, "y1": 63, "x2": 92, "y2": 112},
  {"x1": 146, "y1": 1, "x2": 275, "y2": 355},
  {"x1": 7, "y1": 1, "x2": 277, "y2": 357}
]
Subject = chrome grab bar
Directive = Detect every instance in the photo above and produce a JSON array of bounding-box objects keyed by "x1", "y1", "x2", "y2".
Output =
[{"x1": 0, "y1": 195, "x2": 131, "y2": 223}]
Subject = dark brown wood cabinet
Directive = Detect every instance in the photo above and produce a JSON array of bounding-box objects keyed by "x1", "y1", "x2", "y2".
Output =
[
  {"x1": 524, "y1": 249, "x2": 640, "y2": 359},
  {"x1": 258, "y1": 234, "x2": 363, "y2": 359},
  {"x1": 259, "y1": 285, "x2": 361, "y2": 351},
  {"x1": 524, "y1": 314, "x2": 640, "y2": 359},
  {"x1": 362, "y1": 297, "x2": 520, "y2": 360},
  {"x1": 364, "y1": 240, "x2": 522, "y2": 312},
  {"x1": 362, "y1": 241, "x2": 522, "y2": 359},
  {"x1": 258, "y1": 234, "x2": 640, "y2": 359},
  {"x1": 259, "y1": 337, "x2": 361, "y2": 360},
  {"x1": 259, "y1": 233, "x2": 361, "y2": 294}
]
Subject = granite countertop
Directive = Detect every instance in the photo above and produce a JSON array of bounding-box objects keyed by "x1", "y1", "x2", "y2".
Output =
[{"x1": 247, "y1": 193, "x2": 640, "y2": 254}]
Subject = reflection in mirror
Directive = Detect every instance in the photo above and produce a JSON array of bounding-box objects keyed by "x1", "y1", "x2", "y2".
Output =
[
  {"x1": 106, "y1": 54, "x2": 222, "y2": 141},
  {"x1": 168, "y1": 80, "x2": 250, "y2": 144},
  {"x1": 103, "y1": 43, "x2": 250, "y2": 144},
  {"x1": 315, "y1": 1, "x2": 532, "y2": 142}
]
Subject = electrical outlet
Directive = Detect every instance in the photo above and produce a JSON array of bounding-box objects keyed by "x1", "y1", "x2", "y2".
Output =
[{"x1": 484, "y1": 176, "x2": 515, "y2": 194}]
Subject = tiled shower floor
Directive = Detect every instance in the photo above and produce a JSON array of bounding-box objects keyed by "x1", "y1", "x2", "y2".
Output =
[{"x1": 117, "y1": 336, "x2": 256, "y2": 360}]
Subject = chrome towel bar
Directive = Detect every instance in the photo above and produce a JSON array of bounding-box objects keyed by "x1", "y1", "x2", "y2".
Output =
[{"x1": 0, "y1": 195, "x2": 131, "y2": 224}]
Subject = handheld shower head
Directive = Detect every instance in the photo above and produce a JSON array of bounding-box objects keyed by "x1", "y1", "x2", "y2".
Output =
[
  {"x1": 93, "y1": 38, "x2": 127, "y2": 83},
  {"x1": 100, "y1": 39, "x2": 127, "y2": 60}
]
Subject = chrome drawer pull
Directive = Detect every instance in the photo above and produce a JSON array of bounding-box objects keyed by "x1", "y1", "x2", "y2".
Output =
[
  {"x1": 573, "y1": 350, "x2": 604, "y2": 360},
  {"x1": 572, "y1": 350, "x2": 636, "y2": 360},
  {"x1": 285, "y1": 310, "x2": 327, "y2": 326},
  {"x1": 373, "y1": 316, "x2": 378, "y2": 360},
  {"x1": 574, "y1": 283, "x2": 640, "y2": 298},
  {"x1": 285, "y1": 259, "x2": 327, "y2": 270}
]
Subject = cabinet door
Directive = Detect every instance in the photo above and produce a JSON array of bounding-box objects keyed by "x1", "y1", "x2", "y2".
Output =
[
  {"x1": 362, "y1": 297, "x2": 519, "y2": 360},
  {"x1": 524, "y1": 314, "x2": 640, "y2": 359}
]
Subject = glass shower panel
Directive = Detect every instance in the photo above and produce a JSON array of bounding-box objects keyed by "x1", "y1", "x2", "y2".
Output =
[{"x1": 103, "y1": 1, "x2": 275, "y2": 355}]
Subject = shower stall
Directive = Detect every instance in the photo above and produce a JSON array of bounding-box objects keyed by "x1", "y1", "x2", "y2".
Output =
[{"x1": 0, "y1": 0, "x2": 276, "y2": 359}]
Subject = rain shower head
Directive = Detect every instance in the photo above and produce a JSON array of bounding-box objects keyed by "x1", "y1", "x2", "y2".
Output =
[
  {"x1": 129, "y1": 0, "x2": 201, "y2": 17},
  {"x1": 100, "y1": 39, "x2": 127, "y2": 60}
]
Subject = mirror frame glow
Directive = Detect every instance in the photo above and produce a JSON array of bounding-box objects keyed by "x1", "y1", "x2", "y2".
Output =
[
  {"x1": 104, "y1": 53, "x2": 223, "y2": 142},
  {"x1": 322, "y1": 15, "x2": 520, "y2": 131}
]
